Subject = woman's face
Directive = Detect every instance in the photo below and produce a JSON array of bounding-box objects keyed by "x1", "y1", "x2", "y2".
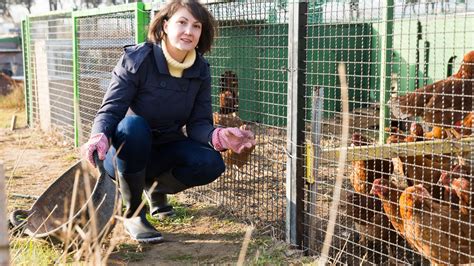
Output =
[{"x1": 164, "y1": 7, "x2": 202, "y2": 60}]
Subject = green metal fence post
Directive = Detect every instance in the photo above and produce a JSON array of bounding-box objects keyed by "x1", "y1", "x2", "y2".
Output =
[
  {"x1": 135, "y1": 2, "x2": 147, "y2": 44},
  {"x1": 378, "y1": 0, "x2": 394, "y2": 144},
  {"x1": 72, "y1": 13, "x2": 80, "y2": 147},
  {"x1": 21, "y1": 19, "x2": 31, "y2": 126}
]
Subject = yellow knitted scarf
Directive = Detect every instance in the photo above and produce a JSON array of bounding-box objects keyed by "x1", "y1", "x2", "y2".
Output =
[{"x1": 161, "y1": 40, "x2": 196, "y2": 78}]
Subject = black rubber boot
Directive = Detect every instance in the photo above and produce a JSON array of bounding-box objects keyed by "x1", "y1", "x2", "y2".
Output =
[
  {"x1": 118, "y1": 169, "x2": 163, "y2": 244},
  {"x1": 145, "y1": 170, "x2": 189, "y2": 220}
]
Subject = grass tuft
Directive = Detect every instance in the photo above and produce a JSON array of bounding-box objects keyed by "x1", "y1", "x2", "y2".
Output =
[
  {"x1": 0, "y1": 82, "x2": 26, "y2": 128},
  {"x1": 149, "y1": 196, "x2": 194, "y2": 228},
  {"x1": 0, "y1": 82, "x2": 24, "y2": 109},
  {"x1": 10, "y1": 238, "x2": 65, "y2": 265},
  {"x1": 115, "y1": 243, "x2": 147, "y2": 262}
]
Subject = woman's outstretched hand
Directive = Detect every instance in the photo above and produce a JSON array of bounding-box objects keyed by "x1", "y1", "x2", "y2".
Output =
[
  {"x1": 212, "y1": 126, "x2": 256, "y2": 154},
  {"x1": 81, "y1": 133, "x2": 109, "y2": 167}
]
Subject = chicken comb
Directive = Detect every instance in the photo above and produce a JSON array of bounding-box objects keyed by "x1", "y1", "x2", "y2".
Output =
[
  {"x1": 409, "y1": 122, "x2": 424, "y2": 136},
  {"x1": 370, "y1": 178, "x2": 383, "y2": 195},
  {"x1": 438, "y1": 171, "x2": 451, "y2": 187},
  {"x1": 463, "y1": 50, "x2": 474, "y2": 63},
  {"x1": 452, "y1": 177, "x2": 470, "y2": 190},
  {"x1": 457, "y1": 50, "x2": 474, "y2": 78},
  {"x1": 351, "y1": 133, "x2": 370, "y2": 146}
]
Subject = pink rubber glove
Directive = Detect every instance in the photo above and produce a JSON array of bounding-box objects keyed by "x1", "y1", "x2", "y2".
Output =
[
  {"x1": 81, "y1": 133, "x2": 109, "y2": 167},
  {"x1": 212, "y1": 127, "x2": 256, "y2": 154}
]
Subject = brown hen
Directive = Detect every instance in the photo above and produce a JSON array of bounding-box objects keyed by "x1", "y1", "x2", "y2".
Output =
[
  {"x1": 449, "y1": 112, "x2": 474, "y2": 139},
  {"x1": 442, "y1": 164, "x2": 473, "y2": 215},
  {"x1": 213, "y1": 112, "x2": 243, "y2": 128},
  {"x1": 385, "y1": 126, "x2": 407, "y2": 144},
  {"x1": 437, "y1": 165, "x2": 463, "y2": 206},
  {"x1": 390, "y1": 122, "x2": 452, "y2": 196},
  {"x1": 404, "y1": 155, "x2": 452, "y2": 199},
  {"x1": 219, "y1": 70, "x2": 239, "y2": 114},
  {"x1": 345, "y1": 191, "x2": 402, "y2": 254},
  {"x1": 212, "y1": 113, "x2": 254, "y2": 168},
  {"x1": 371, "y1": 178, "x2": 406, "y2": 235},
  {"x1": 349, "y1": 133, "x2": 393, "y2": 194},
  {"x1": 223, "y1": 124, "x2": 255, "y2": 168},
  {"x1": 399, "y1": 185, "x2": 474, "y2": 265},
  {"x1": 390, "y1": 50, "x2": 474, "y2": 139}
]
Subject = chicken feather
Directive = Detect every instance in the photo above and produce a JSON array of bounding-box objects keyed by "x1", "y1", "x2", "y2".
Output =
[
  {"x1": 390, "y1": 50, "x2": 474, "y2": 138},
  {"x1": 400, "y1": 185, "x2": 474, "y2": 265}
]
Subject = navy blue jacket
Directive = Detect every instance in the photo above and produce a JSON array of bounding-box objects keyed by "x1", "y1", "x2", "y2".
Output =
[{"x1": 91, "y1": 42, "x2": 215, "y2": 146}]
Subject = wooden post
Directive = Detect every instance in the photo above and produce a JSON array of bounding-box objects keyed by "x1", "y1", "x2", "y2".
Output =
[
  {"x1": 10, "y1": 115, "x2": 16, "y2": 131},
  {"x1": 0, "y1": 162, "x2": 9, "y2": 264}
]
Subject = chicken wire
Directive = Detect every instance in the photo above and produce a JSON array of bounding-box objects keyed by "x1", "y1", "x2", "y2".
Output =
[
  {"x1": 27, "y1": 13, "x2": 75, "y2": 143},
  {"x1": 76, "y1": 11, "x2": 137, "y2": 145},
  {"x1": 304, "y1": 0, "x2": 474, "y2": 264},
  {"x1": 184, "y1": 0, "x2": 290, "y2": 240}
]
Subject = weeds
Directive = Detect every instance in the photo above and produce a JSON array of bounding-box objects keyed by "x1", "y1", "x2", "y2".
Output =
[
  {"x1": 0, "y1": 107, "x2": 26, "y2": 129},
  {"x1": 0, "y1": 82, "x2": 26, "y2": 128},
  {"x1": 150, "y1": 196, "x2": 194, "y2": 228},
  {"x1": 168, "y1": 254, "x2": 194, "y2": 261},
  {"x1": 10, "y1": 238, "x2": 64, "y2": 265},
  {"x1": 115, "y1": 243, "x2": 146, "y2": 262},
  {"x1": 0, "y1": 83, "x2": 24, "y2": 109}
]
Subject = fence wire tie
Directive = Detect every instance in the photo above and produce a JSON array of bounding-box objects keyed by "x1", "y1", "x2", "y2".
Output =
[{"x1": 283, "y1": 146, "x2": 295, "y2": 159}]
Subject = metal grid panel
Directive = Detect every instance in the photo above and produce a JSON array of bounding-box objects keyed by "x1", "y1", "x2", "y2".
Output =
[
  {"x1": 304, "y1": 0, "x2": 474, "y2": 264},
  {"x1": 27, "y1": 19, "x2": 43, "y2": 128},
  {"x1": 28, "y1": 13, "x2": 74, "y2": 142},
  {"x1": 47, "y1": 17, "x2": 74, "y2": 142},
  {"x1": 76, "y1": 11, "x2": 136, "y2": 145},
  {"x1": 186, "y1": 1, "x2": 290, "y2": 239}
]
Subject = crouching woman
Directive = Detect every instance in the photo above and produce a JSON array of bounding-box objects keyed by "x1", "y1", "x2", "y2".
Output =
[{"x1": 82, "y1": 0, "x2": 255, "y2": 244}]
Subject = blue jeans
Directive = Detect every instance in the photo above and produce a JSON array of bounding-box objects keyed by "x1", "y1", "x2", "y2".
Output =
[{"x1": 104, "y1": 115, "x2": 225, "y2": 188}]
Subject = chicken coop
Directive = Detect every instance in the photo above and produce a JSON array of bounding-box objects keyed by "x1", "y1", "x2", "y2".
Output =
[{"x1": 22, "y1": 0, "x2": 474, "y2": 264}]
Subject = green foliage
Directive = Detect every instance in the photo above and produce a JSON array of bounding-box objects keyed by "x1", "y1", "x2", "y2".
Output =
[
  {"x1": 149, "y1": 196, "x2": 194, "y2": 228},
  {"x1": 168, "y1": 254, "x2": 194, "y2": 262},
  {"x1": 10, "y1": 238, "x2": 63, "y2": 265}
]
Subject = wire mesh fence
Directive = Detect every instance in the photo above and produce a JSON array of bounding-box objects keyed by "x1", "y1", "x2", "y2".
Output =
[
  {"x1": 21, "y1": 1, "x2": 474, "y2": 263},
  {"x1": 304, "y1": 0, "x2": 474, "y2": 264},
  {"x1": 27, "y1": 12, "x2": 75, "y2": 143},
  {"x1": 76, "y1": 10, "x2": 139, "y2": 145},
  {"x1": 185, "y1": 0, "x2": 290, "y2": 239}
]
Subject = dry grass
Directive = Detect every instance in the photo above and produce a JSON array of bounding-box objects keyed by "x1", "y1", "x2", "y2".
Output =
[
  {"x1": 0, "y1": 108, "x2": 26, "y2": 129},
  {"x1": 0, "y1": 82, "x2": 26, "y2": 129},
  {"x1": 0, "y1": 83, "x2": 25, "y2": 110}
]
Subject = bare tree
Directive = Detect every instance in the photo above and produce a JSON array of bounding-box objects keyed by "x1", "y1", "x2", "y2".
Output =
[
  {"x1": 4, "y1": 0, "x2": 34, "y2": 12},
  {"x1": 403, "y1": 0, "x2": 418, "y2": 16},
  {"x1": 0, "y1": 2, "x2": 6, "y2": 14},
  {"x1": 82, "y1": 0, "x2": 103, "y2": 9},
  {"x1": 349, "y1": 0, "x2": 360, "y2": 19},
  {"x1": 49, "y1": 0, "x2": 58, "y2": 11}
]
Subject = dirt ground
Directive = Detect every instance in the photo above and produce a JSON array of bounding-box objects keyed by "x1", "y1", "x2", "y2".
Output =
[{"x1": 1, "y1": 122, "x2": 309, "y2": 264}]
